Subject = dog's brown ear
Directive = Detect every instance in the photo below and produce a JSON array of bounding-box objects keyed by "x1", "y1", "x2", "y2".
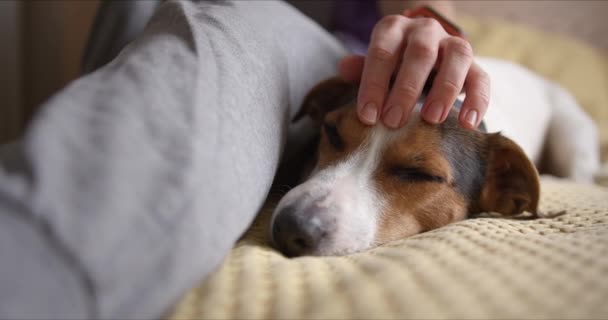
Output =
[
  {"x1": 476, "y1": 133, "x2": 540, "y2": 217},
  {"x1": 293, "y1": 77, "x2": 357, "y2": 123}
]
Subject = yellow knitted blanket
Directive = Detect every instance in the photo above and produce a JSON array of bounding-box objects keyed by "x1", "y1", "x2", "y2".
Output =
[
  {"x1": 171, "y1": 179, "x2": 607, "y2": 319},
  {"x1": 170, "y1": 17, "x2": 608, "y2": 319}
]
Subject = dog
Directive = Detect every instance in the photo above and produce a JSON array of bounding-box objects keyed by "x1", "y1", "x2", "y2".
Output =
[{"x1": 270, "y1": 57, "x2": 600, "y2": 257}]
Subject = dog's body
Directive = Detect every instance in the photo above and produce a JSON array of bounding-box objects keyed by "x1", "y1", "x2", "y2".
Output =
[
  {"x1": 476, "y1": 58, "x2": 598, "y2": 181},
  {"x1": 270, "y1": 57, "x2": 600, "y2": 257}
]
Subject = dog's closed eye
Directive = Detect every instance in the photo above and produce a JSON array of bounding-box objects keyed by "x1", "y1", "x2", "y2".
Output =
[
  {"x1": 323, "y1": 122, "x2": 344, "y2": 150},
  {"x1": 390, "y1": 167, "x2": 446, "y2": 183}
]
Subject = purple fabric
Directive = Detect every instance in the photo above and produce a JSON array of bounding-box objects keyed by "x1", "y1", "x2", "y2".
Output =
[{"x1": 330, "y1": 0, "x2": 381, "y2": 54}]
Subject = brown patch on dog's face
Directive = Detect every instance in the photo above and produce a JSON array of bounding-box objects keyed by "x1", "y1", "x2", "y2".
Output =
[
  {"x1": 314, "y1": 106, "x2": 472, "y2": 245},
  {"x1": 373, "y1": 119, "x2": 470, "y2": 244},
  {"x1": 316, "y1": 107, "x2": 369, "y2": 168}
]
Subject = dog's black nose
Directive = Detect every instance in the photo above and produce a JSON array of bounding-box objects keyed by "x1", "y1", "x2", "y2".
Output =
[{"x1": 271, "y1": 205, "x2": 330, "y2": 257}]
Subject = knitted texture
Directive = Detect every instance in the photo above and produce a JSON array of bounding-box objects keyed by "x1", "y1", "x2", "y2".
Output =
[
  {"x1": 170, "y1": 178, "x2": 608, "y2": 319},
  {"x1": 169, "y1": 18, "x2": 608, "y2": 319}
]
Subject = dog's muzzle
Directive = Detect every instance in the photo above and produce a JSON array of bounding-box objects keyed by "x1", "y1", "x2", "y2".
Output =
[{"x1": 271, "y1": 203, "x2": 335, "y2": 257}]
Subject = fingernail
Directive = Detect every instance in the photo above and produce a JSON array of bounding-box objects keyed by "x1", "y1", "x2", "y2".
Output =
[
  {"x1": 360, "y1": 102, "x2": 378, "y2": 124},
  {"x1": 383, "y1": 106, "x2": 403, "y2": 129},
  {"x1": 423, "y1": 101, "x2": 443, "y2": 124},
  {"x1": 465, "y1": 109, "x2": 478, "y2": 127}
]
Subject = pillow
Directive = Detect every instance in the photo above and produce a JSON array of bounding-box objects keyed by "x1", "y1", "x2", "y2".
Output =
[{"x1": 170, "y1": 177, "x2": 608, "y2": 319}]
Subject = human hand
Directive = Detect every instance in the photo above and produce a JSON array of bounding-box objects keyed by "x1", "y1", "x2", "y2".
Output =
[{"x1": 338, "y1": 15, "x2": 490, "y2": 130}]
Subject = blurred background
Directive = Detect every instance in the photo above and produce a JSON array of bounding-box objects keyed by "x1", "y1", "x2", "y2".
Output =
[{"x1": 1, "y1": 0, "x2": 607, "y2": 144}]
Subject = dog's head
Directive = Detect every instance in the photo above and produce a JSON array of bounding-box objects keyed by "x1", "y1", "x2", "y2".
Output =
[{"x1": 271, "y1": 77, "x2": 540, "y2": 257}]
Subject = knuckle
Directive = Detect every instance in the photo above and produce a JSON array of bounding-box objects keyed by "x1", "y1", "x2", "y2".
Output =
[
  {"x1": 478, "y1": 70, "x2": 491, "y2": 87},
  {"x1": 378, "y1": 15, "x2": 405, "y2": 29},
  {"x1": 416, "y1": 17, "x2": 442, "y2": 31},
  {"x1": 467, "y1": 66, "x2": 491, "y2": 107},
  {"x1": 477, "y1": 87, "x2": 491, "y2": 105},
  {"x1": 392, "y1": 82, "x2": 420, "y2": 101},
  {"x1": 439, "y1": 78, "x2": 461, "y2": 94},
  {"x1": 368, "y1": 46, "x2": 396, "y2": 63},
  {"x1": 408, "y1": 40, "x2": 436, "y2": 61},
  {"x1": 365, "y1": 78, "x2": 389, "y2": 94},
  {"x1": 475, "y1": 70, "x2": 491, "y2": 91},
  {"x1": 373, "y1": 16, "x2": 405, "y2": 40},
  {"x1": 477, "y1": 91, "x2": 491, "y2": 108},
  {"x1": 474, "y1": 79, "x2": 491, "y2": 106},
  {"x1": 445, "y1": 38, "x2": 473, "y2": 59}
]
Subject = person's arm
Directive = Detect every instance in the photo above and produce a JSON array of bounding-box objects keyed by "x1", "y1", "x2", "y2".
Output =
[
  {"x1": 378, "y1": 1, "x2": 455, "y2": 20},
  {"x1": 0, "y1": 1, "x2": 346, "y2": 319}
]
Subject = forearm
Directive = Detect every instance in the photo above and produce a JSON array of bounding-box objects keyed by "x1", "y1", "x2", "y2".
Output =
[{"x1": 378, "y1": 1, "x2": 455, "y2": 20}]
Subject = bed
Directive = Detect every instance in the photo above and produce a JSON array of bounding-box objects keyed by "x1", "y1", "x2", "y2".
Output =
[{"x1": 0, "y1": 1, "x2": 606, "y2": 318}]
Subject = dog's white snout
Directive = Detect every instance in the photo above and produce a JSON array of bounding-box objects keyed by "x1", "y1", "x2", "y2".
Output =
[
  {"x1": 270, "y1": 128, "x2": 393, "y2": 256},
  {"x1": 270, "y1": 171, "x2": 379, "y2": 256}
]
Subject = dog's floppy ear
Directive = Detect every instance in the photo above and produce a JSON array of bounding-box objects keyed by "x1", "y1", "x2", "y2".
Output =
[
  {"x1": 476, "y1": 133, "x2": 540, "y2": 217},
  {"x1": 293, "y1": 77, "x2": 357, "y2": 123}
]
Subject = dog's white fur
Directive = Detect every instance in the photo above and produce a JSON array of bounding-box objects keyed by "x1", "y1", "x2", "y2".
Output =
[
  {"x1": 478, "y1": 57, "x2": 599, "y2": 181},
  {"x1": 272, "y1": 57, "x2": 600, "y2": 255}
]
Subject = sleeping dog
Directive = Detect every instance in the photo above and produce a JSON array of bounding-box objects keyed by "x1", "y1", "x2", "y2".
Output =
[{"x1": 270, "y1": 57, "x2": 599, "y2": 257}]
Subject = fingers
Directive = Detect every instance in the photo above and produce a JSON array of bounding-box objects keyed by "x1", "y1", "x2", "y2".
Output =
[
  {"x1": 421, "y1": 36, "x2": 474, "y2": 124},
  {"x1": 459, "y1": 63, "x2": 491, "y2": 129},
  {"x1": 352, "y1": 14, "x2": 490, "y2": 130},
  {"x1": 357, "y1": 15, "x2": 409, "y2": 125},
  {"x1": 338, "y1": 55, "x2": 365, "y2": 83},
  {"x1": 383, "y1": 19, "x2": 444, "y2": 128}
]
